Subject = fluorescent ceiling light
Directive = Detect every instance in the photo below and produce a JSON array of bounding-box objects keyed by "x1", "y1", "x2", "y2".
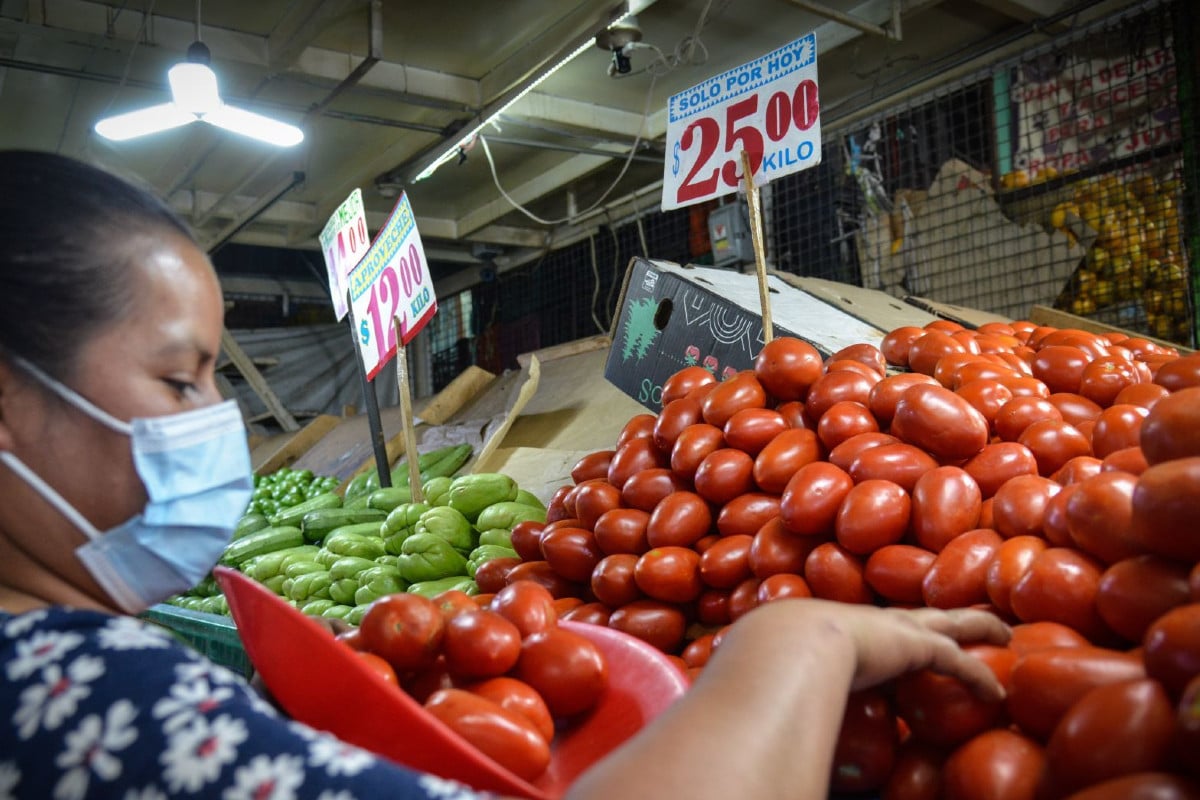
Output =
[
  {"x1": 413, "y1": 11, "x2": 635, "y2": 182},
  {"x1": 94, "y1": 42, "x2": 303, "y2": 148}
]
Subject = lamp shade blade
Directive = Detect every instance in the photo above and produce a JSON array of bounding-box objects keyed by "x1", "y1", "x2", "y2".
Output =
[
  {"x1": 94, "y1": 103, "x2": 196, "y2": 141},
  {"x1": 203, "y1": 105, "x2": 304, "y2": 147}
]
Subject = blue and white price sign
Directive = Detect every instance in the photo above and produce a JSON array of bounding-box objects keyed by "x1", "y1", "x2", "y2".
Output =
[
  {"x1": 662, "y1": 31, "x2": 822, "y2": 211},
  {"x1": 319, "y1": 189, "x2": 369, "y2": 321},
  {"x1": 348, "y1": 192, "x2": 437, "y2": 380}
]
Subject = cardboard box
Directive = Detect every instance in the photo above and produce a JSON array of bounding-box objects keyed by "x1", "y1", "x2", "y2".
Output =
[{"x1": 605, "y1": 258, "x2": 887, "y2": 410}]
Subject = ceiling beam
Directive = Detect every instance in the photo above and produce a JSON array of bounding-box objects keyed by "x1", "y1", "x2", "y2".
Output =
[
  {"x1": 504, "y1": 91, "x2": 656, "y2": 139},
  {"x1": 267, "y1": 0, "x2": 362, "y2": 72}
]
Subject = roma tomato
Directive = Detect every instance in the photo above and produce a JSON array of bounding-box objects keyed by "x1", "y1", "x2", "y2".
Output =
[
  {"x1": 1098, "y1": 555, "x2": 1190, "y2": 644},
  {"x1": 825, "y1": 359, "x2": 883, "y2": 380},
  {"x1": 723, "y1": 407, "x2": 788, "y2": 455},
  {"x1": 589, "y1": 553, "x2": 643, "y2": 608},
  {"x1": 1101, "y1": 446, "x2": 1149, "y2": 475},
  {"x1": 441, "y1": 609, "x2": 522, "y2": 680},
  {"x1": 805, "y1": 370, "x2": 878, "y2": 424},
  {"x1": 509, "y1": 520, "x2": 546, "y2": 563},
  {"x1": 986, "y1": 536, "x2": 1048, "y2": 619},
  {"x1": 1007, "y1": 620, "x2": 1090, "y2": 657},
  {"x1": 1114, "y1": 382, "x2": 1170, "y2": 410},
  {"x1": 884, "y1": 741, "x2": 944, "y2": 800},
  {"x1": 940, "y1": 729, "x2": 1045, "y2": 800},
  {"x1": 1052, "y1": 455, "x2": 1104, "y2": 486},
  {"x1": 1141, "y1": 386, "x2": 1200, "y2": 465},
  {"x1": 1079, "y1": 356, "x2": 1142, "y2": 407},
  {"x1": 832, "y1": 342, "x2": 888, "y2": 376},
  {"x1": 620, "y1": 468, "x2": 687, "y2": 513},
  {"x1": 504, "y1": 560, "x2": 579, "y2": 601},
  {"x1": 868, "y1": 372, "x2": 939, "y2": 426},
  {"x1": 1065, "y1": 471, "x2": 1142, "y2": 565},
  {"x1": 728, "y1": 577, "x2": 763, "y2": 621},
  {"x1": 828, "y1": 432, "x2": 901, "y2": 472},
  {"x1": 963, "y1": 442, "x2": 1040, "y2": 498},
  {"x1": 356, "y1": 651, "x2": 400, "y2": 685},
  {"x1": 514, "y1": 627, "x2": 608, "y2": 717},
  {"x1": 1091, "y1": 404, "x2": 1150, "y2": 459},
  {"x1": 1006, "y1": 646, "x2": 1145, "y2": 741},
  {"x1": 911, "y1": 466, "x2": 982, "y2": 552},
  {"x1": 699, "y1": 534, "x2": 754, "y2": 589},
  {"x1": 1143, "y1": 604, "x2": 1200, "y2": 697},
  {"x1": 817, "y1": 400, "x2": 880, "y2": 450},
  {"x1": 835, "y1": 479, "x2": 911, "y2": 555},
  {"x1": 1019, "y1": 419, "x2": 1093, "y2": 476},
  {"x1": 750, "y1": 517, "x2": 819, "y2": 578},
  {"x1": 693, "y1": 448, "x2": 756, "y2": 505},
  {"x1": 592, "y1": 507, "x2": 650, "y2": 555},
  {"x1": 701, "y1": 371, "x2": 767, "y2": 427},
  {"x1": 572, "y1": 479, "x2": 623, "y2": 531},
  {"x1": 955, "y1": 378, "x2": 1014, "y2": 425},
  {"x1": 616, "y1": 413, "x2": 657, "y2": 449},
  {"x1": 696, "y1": 589, "x2": 731, "y2": 626},
  {"x1": 607, "y1": 438, "x2": 666, "y2": 490},
  {"x1": 881, "y1": 325, "x2": 927, "y2": 367},
  {"x1": 1032, "y1": 344, "x2": 1093, "y2": 394},
  {"x1": 1010, "y1": 547, "x2": 1110, "y2": 642},
  {"x1": 1042, "y1": 482, "x2": 1080, "y2": 547},
  {"x1": 1041, "y1": 679, "x2": 1175, "y2": 798},
  {"x1": 540, "y1": 526, "x2": 603, "y2": 583},
  {"x1": 831, "y1": 689, "x2": 898, "y2": 794},
  {"x1": 1153, "y1": 354, "x2": 1200, "y2": 392},
  {"x1": 848, "y1": 443, "x2": 939, "y2": 493},
  {"x1": 653, "y1": 397, "x2": 703, "y2": 453},
  {"x1": 464, "y1": 676, "x2": 555, "y2": 743},
  {"x1": 475, "y1": 557, "x2": 522, "y2": 595},
  {"x1": 891, "y1": 384, "x2": 990, "y2": 461},
  {"x1": 360, "y1": 593, "x2": 445, "y2": 673},
  {"x1": 908, "y1": 330, "x2": 968, "y2": 376},
  {"x1": 1129, "y1": 458, "x2": 1200, "y2": 563},
  {"x1": 646, "y1": 491, "x2": 712, "y2": 548},
  {"x1": 922, "y1": 528, "x2": 1003, "y2": 610},
  {"x1": 895, "y1": 666, "x2": 1004, "y2": 748},
  {"x1": 1049, "y1": 392, "x2": 1104, "y2": 427},
  {"x1": 780, "y1": 461, "x2": 854, "y2": 536},
  {"x1": 756, "y1": 573, "x2": 812, "y2": 603},
  {"x1": 994, "y1": 396, "x2": 1063, "y2": 442},
  {"x1": 991, "y1": 474, "x2": 1060, "y2": 539},
  {"x1": 490, "y1": 580, "x2": 558, "y2": 637},
  {"x1": 670, "y1": 423, "x2": 725, "y2": 481},
  {"x1": 682, "y1": 634, "x2": 715, "y2": 668},
  {"x1": 424, "y1": 689, "x2": 551, "y2": 781},
  {"x1": 561, "y1": 602, "x2": 611, "y2": 626},
  {"x1": 661, "y1": 365, "x2": 717, "y2": 405},
  {"x1": 753, "y1": 427, "x2": 823, "y2": 493},
  {"x1": 865, "y1": 544, "x2": 937, "y2": 605},
  {"x1": 805, "y1": 542, "x2": 873, "y2": 604},
  {"x1": 433, "y1": 589, "x2": 480, "y2": 622},
  {"x1": 607, "y1": 599, "x2": 688, "y2": 654},
  {"x1": 1064, "y1": 773, "x2": 1200, "y2": 799},
  {"x1": 634, "y1": 546, "x2": 703, "y2": 603},
  {"x1": 571, "y1": 450, "x2": 614, "y2": 484},
  {"x1": 753, "y1": 336, "x2": 823, "y2": 401},
  {"x1": 715, "y1": 493, "x2": 780, "y2": 538}
]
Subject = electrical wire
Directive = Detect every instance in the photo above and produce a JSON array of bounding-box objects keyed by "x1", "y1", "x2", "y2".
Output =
[
  {"x1": 588, "y1": 233, "x2": 607, "y2": 334},
  {"x1": 613, "y1": 0, "x2": 731, "y2": 80},
  {"x1": 478, "y1": 71, "x2": 658, "y2": 227}
]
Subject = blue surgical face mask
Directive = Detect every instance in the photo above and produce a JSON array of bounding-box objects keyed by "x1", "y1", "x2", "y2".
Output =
[{"x1": 0, "y1": 357, "x2": 252, "y2": 614}]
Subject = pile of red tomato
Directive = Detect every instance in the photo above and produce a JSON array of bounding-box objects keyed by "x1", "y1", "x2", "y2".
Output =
[
  {"x1": 471, "y1": 319, "x2": 1200, "y2": 799},
  {"x1": 337, "y1": 581, "x2": 608, "y2": 782}
]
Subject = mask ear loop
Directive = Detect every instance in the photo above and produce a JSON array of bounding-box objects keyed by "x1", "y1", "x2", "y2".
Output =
[
  {"x1": 10, "y1": 356, "x2": 132, "y2": 436},
  {"x1": 0, "y1": 451, "x2": 104, "y2": 541}
]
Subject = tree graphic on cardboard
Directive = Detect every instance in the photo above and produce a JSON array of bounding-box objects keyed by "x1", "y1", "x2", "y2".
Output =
[{"x1": 621, "y1": 298, "x2": 660, "y2": 361}]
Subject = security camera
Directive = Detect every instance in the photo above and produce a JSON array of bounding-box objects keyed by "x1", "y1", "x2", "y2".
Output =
[
  {"x1": 610, "y1": 46, "x2": 633, "y2": 75},
  {"x1": 596, "y1": 15, "x2": 642, "y2": 76}
]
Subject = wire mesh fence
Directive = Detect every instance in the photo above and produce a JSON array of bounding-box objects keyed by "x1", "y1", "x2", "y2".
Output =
[{"x1": 428, "y1": 0, "x2": 1196, "y2": 392}]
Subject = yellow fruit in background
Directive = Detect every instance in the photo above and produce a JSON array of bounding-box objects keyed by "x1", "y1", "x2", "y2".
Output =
[
  {"x1": 1034, "y1": 166, "x2": 1059, "y2": 184},
  {"x1": 1145, "y1": 288, "x2": 1166, "y2": 314},
  {"x1": 1050, "y1": 201, "x2": 1078, "y2": 231},
  {"x1": 1150, "y1": 313, "x2": 1173, "y2": 339},
  {"x1": 1089, "y1": 247, "x2": 1110, "y2": 273},
  {"x1": 1080, "y1": 201, "x2": 1102, "y2": 230},
  {"x1": 1132, "y1": 174, "x2": 1156, "y2": 199},
  {"x1": 1001, "y1": 170, "x2": 1030, "y2": 190},
  {"x1": 1094, "y1": 279, "x2": 1116, "y2": 307},
  {"x1": 1071, "y1": 296, "x2": 1098, "y2": 316}
]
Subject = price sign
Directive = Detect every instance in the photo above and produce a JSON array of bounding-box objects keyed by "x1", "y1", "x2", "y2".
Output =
[
  {"x1": 662, "y1": 31, "x2": 821, "y2": 211},
  {"x1": 347, "y1": 192, "x2": 437, "y2": 380},
  {"x1": 319, "y1": 188, "x2": 370, "y2": 320}
]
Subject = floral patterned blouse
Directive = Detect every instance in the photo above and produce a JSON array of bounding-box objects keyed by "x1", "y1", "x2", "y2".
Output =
[{"x1": 0, "y1": 607, "x2": 492, "y2": 800}]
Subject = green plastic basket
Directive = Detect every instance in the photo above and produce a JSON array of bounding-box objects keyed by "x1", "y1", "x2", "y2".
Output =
[{"x1": 142, "y1": 603, "x2": 253, "y2": 677}]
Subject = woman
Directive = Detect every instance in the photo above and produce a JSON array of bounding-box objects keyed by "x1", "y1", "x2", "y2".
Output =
[{"x1": 0, "y1": 151, "x2": 1007, "y2": 799}]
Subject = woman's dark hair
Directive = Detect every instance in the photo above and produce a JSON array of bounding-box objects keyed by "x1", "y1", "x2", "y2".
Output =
[{"x1": 0, "y1": 150, "x2": 196, "y2": 380}]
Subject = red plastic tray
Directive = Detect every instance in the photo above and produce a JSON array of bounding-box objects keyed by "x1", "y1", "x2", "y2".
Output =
[{"x1": 214, "y1": 567, "x2": 689, "y2": 799}]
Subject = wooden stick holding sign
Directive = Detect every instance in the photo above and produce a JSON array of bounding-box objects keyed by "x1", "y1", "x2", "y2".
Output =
[
  {"x1": 740, "y1": 150, "x2": 774, "y2": 344},
  {"x1": 392, "y1": 319, "x2": 424, "y2": 504}
]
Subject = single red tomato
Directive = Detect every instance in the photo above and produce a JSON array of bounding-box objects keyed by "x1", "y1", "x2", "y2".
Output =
[
  {"x1": 955, "y1": 378, "x2": 1015, "y2": 426},
  {"x1": 756, "y1": 573, "x2": 812, "y2": 603},
  {"x1": 1101, "y1": 446, "x2": 1149, "y2": 475},
  {"x1": 1063, "y1": 772, "x2": 1200, "y2": 799},
  {"x1": 805, "y1": 542, "x2": 873, "y2": 604},
  {"x1": 490, "y1": 579, "x2": 559, "y2": 637},
  {"x1": 868, "y1": 373, "x2": 940, "y2": 426},
  {"x1": 715, "y1": 492, "x2": 781, "y2": 538},
  {"x1": 1042, "y1": 482, "x2": 1079, "y2": 547},
  {"x1": 832, "y1": 342, "x2": 888, "y2": 376},
  {"x1": 953, "y1": 360, "x2": 1021, "y2": 389},
  {"x1": 616, "y1": 413, "x2": 657, "y2": 450},
  {"x1": 865, "y1": 544, "x2": 936, "y2": 605},
  {"x1": 1064, "y1": 471, "x2": 1142, "y2": 565},
  {"x1": 646, "y1": 491, "x2": 712, "y2": 548},
  {"x1": 509, "y1": 520, "x2": 546, "y2": 563},
  {"x1": 1114, "y1": 382, "x2": 1170, "y2": 410},
  {"x1": 693, "y1": 448, "x2": 756, "y2": 505},
  {"x1": 752, "y1": 427, "x2": 823, "y2": 493},
  {"x1": 754, "y1": 336, "x2": 824, "y2": 401},
  {"x1": 1041, "y1": 679, "x2": 1176, "y2": 798},
  {"x1": 749, "y1": 516, "x2": 819, "y2": 578},
  {"x1": 432, "y1": 589, "x2": 478, "y2": 622},
  {"x1": 620, "y1": 468, "x2": 687, "y2": 513},
  {"x1": 986, "y1": 536, "x2": 1048, "y2": 619},
  {"x1": 589, "y1": 553, "x2": 643, "y2": 608},
  {"x1": 653, "y1": 397, "x2": 703, "y2": 453},
  {"x1": 696, "y1": 588, "x2": 731, "y2": 626},
  {"x1": 1018, "y1": 418, "x2": 1093, "y2": 476},
  {"x1": 1010, "y1": 547, "x2": 1110, "y2": 642},
  {"x1": 828, "y1": 432, "x2": 901, "y2": 472},
  {"x1": 701, "y1": 370, "x2": 767, "y2": 427},
  {"x1": 991, "y1": 474, "x2": 1060, "y2": 539},
  {"x1": 727, "y1": 577, "x2": 763, "y2": 621},
  {"x1": 817, "y1": 400, "x2": 881, "y2": 450},
  {"x1": 360, "y1": 593, "x2": 445, "y2": 673},
  {"x1": 994, "y1": 396, "x2": 1063, "y2": 442},
  {"x1": 780, "y1": 461, "x2": 854, "y2": 536},
  {"x1": 1049, "y1": 392, "x2": 1104, "y2": 427},
  {"x1": 570, "y1": 450, "x2": 614, "y2": 484},
  {"x1": 1091, "y1": 404, "x2": 1150, "y2": 459},
  {"x1": 504, "y1": 560, "x2": 580, "y2": 600},
  {"x1": 540, "y1": 526, "x2": 603, "y2": 583},
  {"x1": 1006, "y1": 646, "x2": 1145, "y2": 741},
  {"x1": 607, "y1": 599, "x2": 688, "y2": 653},
  {"x1": 1129, "y1": 458, "x2": 1200, "y2": 563},
  {"x1": 1007, "y1": 620, "x2": 1090, "y2": 657},
  {"x1": 836, "y1": 479, "x2": 911, "y2": 555},
  {"x1": 1140, "y1": 386, "x2": 1200, "y2": 465},
  {"x1": 464, "y1": 676, "x2": 555, "y2": 743},
  {"x1": 922, "y1": 528, "x2": 1004, "y2": 609},
  {"x1": 424, "y1": 688, "x2": 551, "y2": 781},
  {"x1": 561, "y1": 602, "x2": 611, "y2": 626},
  {"x1": 881, "y1": 325, "x2": 927, "y2": 367},
  {"x1": 910, "y1": 466, "x2": 982, "y2": 552},
  {"x1": 1153, "y1": 354, "x2": 1200, "y2": 392},
  {"x1": 572, "y1": 479, "x2": 623, "y2": 531},
  {"x1": 1052, "y1": 455, "x2": 1105, "y2": 486},
  {"x1": 441, "y1": 609, "x2": 522, "y2": 680},
  {"x1": 775, "y1": 400, "x2": 812, "y2": 430},
  {"x1": 805, "y1": 370, "x2": 878, "y2": 424},
  {"x1": 514, "y1": 627, "x2": 608, "y2": 717},
  {"x1": 356, "y1": 651, "x2": 400, "y2": 685},
  {"x1": 940, "y1": 728, "x2": 1045, "y2": 800},
  {"x1": 1143, "y1": 604, "x2": 1200, "y2": 698},
  {"x1": 884, "y1": 740, "x2": 944, "y2": 800},
  {"x1": 1097, "y1": 555, "x2": 1192, "y2": 646},
  {"x1": 661, "y1": 365, "x2": 717, "y2": 406},
  {"x1": 1032, "y1": 345, "x2": 1093, "y2": 394},
  {"x1": 698, "y1": 533, "x2": 754, "y2": 589},
  {"x1": 592, "y1": 507, "x2": 650, "y2": 555},
  {"x1": 1079, "y1": 356, "x2": 1142, "y2": 407},
  {"x1": 963, "y1": 442, "x2": 1040, "y2": 498},
  {"x1": 670, "y1": 423, "x2": 726, "y2": 481},
  {"x1": 848, "y1": 443, "x2": 939, "y2": 493},
  {"x1": 890, "y1": 383, "x2": 990, "y2": 462},
  {"x1": 831, "y1": 688, "x2": 899, "y2": 794},
  {"x1": 682, "y1": 633, "x2": 715, "y2": 668},
  {"x1": 607, "y1": 437, "x2": 667, "y2": 490},
  {"x1": 723, "y1": 407, "x2": 789, "y2": 455},
  {"x1": 895, "y1": 665, "x2": 1004, "y2": 749},
  {"x1": 908, "y1": 330, "x2": 968, "y2": 376},
  {"x1": 826, "y1": 358, "x2": 884, "y2": 380},
  {"x1": 544, "y1": 485, "x2": 572, "y2": 523},
  {"x1": 634, "y1": 546, "x2": 703, "y2": 604}
]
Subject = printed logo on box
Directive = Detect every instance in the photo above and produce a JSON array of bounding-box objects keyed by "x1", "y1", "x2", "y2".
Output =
[{"x1": 641, "y1": 269, "x2": 659, "y2": 293}]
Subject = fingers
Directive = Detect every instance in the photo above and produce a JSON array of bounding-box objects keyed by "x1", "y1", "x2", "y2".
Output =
[
  {"x1": 902, "y1": 607, "x2": 1012, "y2": 647},
  {"x1": 923, "y1": 633, "x2": 1007, "y2": 702}
]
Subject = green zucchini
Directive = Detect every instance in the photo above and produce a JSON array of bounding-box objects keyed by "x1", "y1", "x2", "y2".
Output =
[
  {"x1": 299, "y1": 508, "x2": 387, "y2": 543},
  {"x1": 219, "y1": 526, "x2": 305, "y2": 568}
]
